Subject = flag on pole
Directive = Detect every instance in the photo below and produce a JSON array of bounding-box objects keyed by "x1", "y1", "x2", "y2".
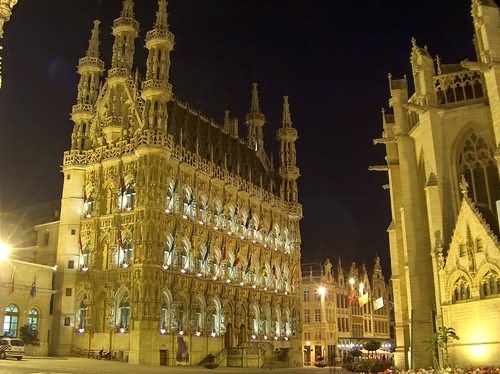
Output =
[
  {"x1": 272, "y1": 265, "x2": 277, "y2": 278},
  {"x1": 245, "y1": 255, "x2": 252, "y2": 274},
  {"x1": 358, "y1": 292, "x2": 369, "y2": 307},
  {"x1": 83, "y1": 190, "x2": 87, "y2": 203},
  {"x1": 118, "y1": 230, "x2": 124, "y2": 250},
  {"x1": 203, "y1": 233, "x2": 211, "y2": 262},
  {"x1": 221, "y1": 237, "x2": 227, "y2": 262},
  {"x1": 30, "y1": 277, "x2": 37, "y2": 297},
  {"x1": 373, "y1": 296, "x2": 384, "y2": 311},
  {"x1": 233, "y1": 243, "x2": 241, "y2": 267},
  {"x1": 120, "y1": 177, "x2": 126, "y2": 196}
]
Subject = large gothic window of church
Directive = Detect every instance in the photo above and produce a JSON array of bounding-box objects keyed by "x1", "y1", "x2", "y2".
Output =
[
  {"x1": 480, "y1": 271, "x2": 500, "y2": 298},
  {"x1": 452, "y1": 277, "x2": 471, "y2": 303},
  {"x1": 458, "y1": 133, "x2": 500, "y2": 213}
]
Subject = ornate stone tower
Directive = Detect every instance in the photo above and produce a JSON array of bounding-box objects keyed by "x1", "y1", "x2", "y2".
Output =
[
  {"x1": 0, "y1": 0, "x2": 18, "y2": 88},
  {"x1": 55, "y1": 0, "x2": 303, "y2": 367}
]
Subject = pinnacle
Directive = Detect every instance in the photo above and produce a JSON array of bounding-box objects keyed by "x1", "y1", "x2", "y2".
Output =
[
  {"x1": 282, "y1": 96, "x2": 292, "y2": 128},
  {"x1": 154, "y1": 0, "x2": 169, "y2": 30},
  {"x1": 250, "y1": 82, "x2": 261, "y2": 114},
  {"x1": 86, "y1": 20, "x2": 101, "y2": 58},
  {"x1": 121, "y1": 0, "x2": 135, "y2": 18}
]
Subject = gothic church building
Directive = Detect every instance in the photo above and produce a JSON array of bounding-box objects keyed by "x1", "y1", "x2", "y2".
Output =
[
  {"x1": 373, "y1": 0, "x2": 500, "y2": 368},
  {"x1": 52, "y1": 0, "x2": 303, "y2": 367}
]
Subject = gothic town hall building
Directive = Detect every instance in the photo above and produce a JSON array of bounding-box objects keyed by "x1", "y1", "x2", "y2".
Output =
[{"x1": 52, "y1": 0, "x2": 303, "y2": 367}]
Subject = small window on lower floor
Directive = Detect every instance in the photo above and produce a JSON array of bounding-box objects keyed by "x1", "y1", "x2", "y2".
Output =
[
  {"x1": 64, "y1": 317, "x2": 71, "y2": 327},
  {"x1": 68, "y1": 260, "x2": 75, "y2": 269}
]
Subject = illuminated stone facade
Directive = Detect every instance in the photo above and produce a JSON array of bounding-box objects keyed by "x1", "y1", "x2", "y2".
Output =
[
  {"x1": 373, "y1": 0, "x2": 500, "y2": 368},
  {"x1": 301, "y1": 258, "x2": 392, "y2": 366},
  {"x1": 52, "y1": 0, "x2": 303, "y2": 367}
]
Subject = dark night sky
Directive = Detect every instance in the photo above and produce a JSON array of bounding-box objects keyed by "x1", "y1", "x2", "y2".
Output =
[{"x1": 0, "y1": 0, "x2": 476, "y2": 276}]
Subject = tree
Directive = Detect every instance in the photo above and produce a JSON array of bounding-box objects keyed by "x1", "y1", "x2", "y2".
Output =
[
  {"x1": 430, "y1": 326, "x2": 459, "y2": 368},
  {"x1": 364, "y1": 340, "x2": 381, "y2": 358}
]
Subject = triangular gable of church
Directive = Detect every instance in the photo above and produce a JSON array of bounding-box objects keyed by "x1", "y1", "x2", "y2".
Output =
[{"x1": 444, "y1": 196, "x2": 500, "y2": 275}]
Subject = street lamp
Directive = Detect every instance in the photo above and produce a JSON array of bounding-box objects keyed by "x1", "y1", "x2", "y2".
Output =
[
  {"x1": 348, "y1": 277, "x2": 355, "y2": 286},
  {"x1": 317, "y1": 286, "x2": 327, "y2": 298},
  {"x1": 0, "y1": 241, "x2": 11, "y2": 261}
]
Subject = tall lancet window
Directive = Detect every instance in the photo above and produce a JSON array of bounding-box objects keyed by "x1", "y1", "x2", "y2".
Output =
[{"x1": 458, "y1": 132, "x2": 500, "y2": 213}]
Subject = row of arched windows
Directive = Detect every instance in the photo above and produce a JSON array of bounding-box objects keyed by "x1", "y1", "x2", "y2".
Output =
[
  {"x1": 451, "y1": 270, "x2": 500, "y2": 303},
  {"x1": 75, "y1": 290, "x2": 297, "y2": 340},
  {"x1": 83, "y1": 180, "x2": 297, "y2": 255},
  {"x1": 1, "y1": 305, "x2": 39, "y2": 338}
]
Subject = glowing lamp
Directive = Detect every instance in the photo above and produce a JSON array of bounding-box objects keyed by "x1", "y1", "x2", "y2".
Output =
[
  {"x1": 81, "y1": 267, "x2": 89, "y2": 273},
  {"x1": 349, "y1": 277, "x2": 355, "y2": 286},
  {"x1": 78, "y1": 328, "x2": 85, "y2": 334},
  {"x1": 180, "y1": 269, "x2": 186, "y2": 274},
  {"x1": 318, "y1": 286, "x2": 327, "y2": 297},
  {"x1": 119, "y1": 328, "x2": 125, "y2": 334},
  {"x1": 240, "y1": 282, "x2": 244, "y2": 286},
  {"x1": 197, "y1": 273, "x2": 202, "y2": 277},
  {"x1": 195, "y1": 331, "x2": 201, "y2": 337},
  {"x1": 211, "y1": 332, "x2": 216, "y2": 338},
  {"x1": 160, "y1": 328, "x2": 166, "y2": 335},
  {"x1": 305, "y1": 341, "x2": 311, "y2": 346},
  {"x1": 264, "y1": 336, "x2": 268, "y2": 340},
  {"x1": 0, "y1": 241, "x2": 11, "y2": 262},
  {"x1": 179, "y1": 330, "x2": 184, "y2": 336},
  {"x1": 162, "y1": 264, "x2": 169, "y2": 270},
  {"x1": 251, "y1": 335, "x2": 256, "y2": 340},
  {"x1": 284, "y1": 336, "x2": 289, "y2": 341}
]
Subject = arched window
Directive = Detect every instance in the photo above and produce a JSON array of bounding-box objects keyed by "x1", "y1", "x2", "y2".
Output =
[
  {"x1": 27, "y1": 308, "x2": 39, "y2": 333},
  {"x1": 165, "y1": 180, "x2": 178, "y2": 213},
  {"x1": 119, "y1": 182, "x2": 136, "y2": 211},
  {"x1": 452, "y1": 277, "x2": 471, "y2": 303},
  {"x1": 81, "y1": 245, "x2": 90, "y2": 271},
  {"x1": 116, "y1": 239, "x2": 133, "y2": 268},
  {"x1": 480, "y1": 271, "x2": 500, "y2": 298},
  {"x1": 77, "y1": 301, "x2": 88, "y2": 330},
  {"x1": 182, "y1": 186, "x2": 195, "y2": 219},
  {"x1": 116, "y1": 293, "x2": 130, "y2": 331},
  {"x1": 2, "y1": 305, "x2": 19, "y2": 337},
  {"x1": 210, "y1": 298, "x2": 223, "y2": 336},
  {"x1": 457, "y1": 133, "x2": 500, "y2": 213},
  {"x1": 160, "y1": 292, "x2": 172, "y2": 333},
  {"x1": 83, "y1": 194, "x2": 94, "y2": 218}
]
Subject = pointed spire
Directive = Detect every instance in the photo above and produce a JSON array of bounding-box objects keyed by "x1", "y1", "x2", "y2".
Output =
[
  {"x1": 154, "y1": 0, "x2": 168, "y2": 30},
  {"x1": 250, "y1": 82, "x2": 261, "y2": 114},
  {"x1": 86, "y1": 20, "x2": 101, "y2": 58},
  {"x1": 282, "y1": 96, "x2": 292, "y2": 128},
  {"x1": 121, "y1": 0, "x2": 135, "y2": 18}
]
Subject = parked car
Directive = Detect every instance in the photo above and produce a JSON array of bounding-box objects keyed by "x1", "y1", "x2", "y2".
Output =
[{"x1": 0, "y1": 337, "x2": 24, "y2": 360}]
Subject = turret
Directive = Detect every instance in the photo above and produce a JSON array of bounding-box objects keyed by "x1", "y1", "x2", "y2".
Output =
[
  {"x1": 410, "y1": 38, "x2": 437, "y2": 106},
  {"x1": 109, "y1": 0, "x2": 139, "y2": 79},
  {"x1": 246, "y1": 83, "x2": 266, "y2": 152},
  {"x1": 71, "y1": 20, "x2": 104, "y2": 150},
  {"x1": 142, "y1": 0, "x2": 174, "y2": 132},
  {"x1": 277, "y1": 96, "x2": 300, "y2": 203}
]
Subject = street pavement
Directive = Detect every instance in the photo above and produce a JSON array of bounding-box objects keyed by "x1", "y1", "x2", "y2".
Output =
[{"x1": 0, "y1": 357, "x2": 344, "y2": 374}]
